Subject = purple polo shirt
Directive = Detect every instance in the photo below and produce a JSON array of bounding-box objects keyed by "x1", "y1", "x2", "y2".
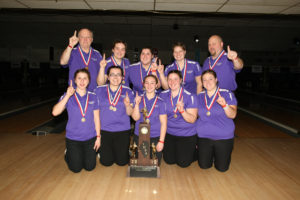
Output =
[
  {"x1": 159, "y1": 89, "x2": 198, "y2": 137},
  {"x1": 128, "y1": 62, "x2": 161, "y2": 95},
  {"x1": 134, "y1": 94, "x2": 167, "y2": 138},
  {"x1": 63, "y1": 46, "x2": 102, "y2": 92},
  {"x1": 94, "y1": 84, "x2": 134, "y2": 132},
  {"x1": 202, "y1": 52, "x2": 241, "y2": 91},
  {"x1": 60, "y1": 91, "x2": 99, "y2": 141},
  {"x1": 105, "y1": 56, "x2": 130, "y2": 87},
  {"x1": 196, "y1": 88, "x2": 237, "y2": 140},
  {"x1": 165, "y1": 59, "x2": 202, "y2": 94}
]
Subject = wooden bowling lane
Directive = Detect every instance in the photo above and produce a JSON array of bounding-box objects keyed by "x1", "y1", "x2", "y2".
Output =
[{"x1": 235, "y1": 112, "x2": 292, "y2": 138}]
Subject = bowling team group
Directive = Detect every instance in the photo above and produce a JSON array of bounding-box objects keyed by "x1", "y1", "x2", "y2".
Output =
[{"x1": 52, "y1": 28, "x2": 244, "y2": 173}]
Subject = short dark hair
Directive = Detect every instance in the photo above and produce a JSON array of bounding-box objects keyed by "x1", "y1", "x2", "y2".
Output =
[
  {"x1": 112, "y1": 39, "x2": 127, "y2": 50},
  {"x1": 143, "y1": 74, "x2": 158, "y2": 85},
  {"x1": 167, "y1": 70, "x2": 183, "y2": 80},
  {"x1": 172, "y1": 42, "x2": 186, "y2": 51},
  {"x1": 107, "y1": 66, "x2": 124, "y2": 77}
]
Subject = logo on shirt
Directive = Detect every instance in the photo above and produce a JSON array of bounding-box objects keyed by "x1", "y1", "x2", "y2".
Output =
[
  {"x1": 216, "y1": 62, "x2": 222, "y2": 66},
  {"x1": 187, "y1": 70, "x2": 193, "y2": 74},
  {"x1": 89, "y1": 101, "x2": 95, "y2": 104},
  {"x1": 91, "y1": 57, "x2": 97, "y2": 61}
]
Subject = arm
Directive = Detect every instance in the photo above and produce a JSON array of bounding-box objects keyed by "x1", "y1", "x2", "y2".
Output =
[
  {"x1": 156, "y1": 114, "x2": 167, "y2": 152},
  {"x1": 52, "y1": 81, "x2": 75, "y2": 116},
  {"x1": 158, "y1": 65, "x2": 168, "y2": 90},
  {"x1": 176, "y1": 97, "x2": 198, "y2": 123},
  {"x1": 195, "y1": 75, "x2": 203, "y2": 94},
  {"x1": 93, "y1": 109, "x2": 101, "y2": 151},
  {"x1": 60, "y1": 30, "x2": 78, "y2": 65}
]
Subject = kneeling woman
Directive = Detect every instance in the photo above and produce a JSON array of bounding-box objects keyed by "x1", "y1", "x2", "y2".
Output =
[
  {"x1": 52, "y1": 69, "x2": 100, "y2": 173},
  {"x1": 196, "y1": 69, "x2": 237, "y2": 172},
  {"x1": 131, "y1": 75, "x2": 167, "y2": 164},
  {"x1": 94, "y1": 66, "x2": 134, "y2": 166},
  {"x1": 160, "y1": 70, "x2": 198, "y2": 168}
]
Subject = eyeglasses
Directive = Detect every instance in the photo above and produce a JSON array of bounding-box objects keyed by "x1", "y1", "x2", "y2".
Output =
[{"x1": 109, "y1": 73, "x2": 122, "y2": 77}]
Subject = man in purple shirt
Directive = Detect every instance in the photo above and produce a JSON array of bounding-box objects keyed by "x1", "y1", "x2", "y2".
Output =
[
  {"x1": 60, "y1": 28, "x2": 102, "y2": 91},
  {"x1": 202, "y1": 35, "x2": 243, "y2": 91}
]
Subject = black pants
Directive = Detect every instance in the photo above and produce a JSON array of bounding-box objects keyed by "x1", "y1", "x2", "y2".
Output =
[
  {"x1": 163, "y1": 133, "x2": 197, "y2": 168},
  {"x1": 99, "y1": 129, "x2": 130, "y2": 166},
  {"x1": 133, "y1": 134, "x2": 163, "y2": 165},
  {"x1": 197, "y1": 137, "x2": 234, "y2": 172},
  {"x1": 65, "y1": 137, "x2": 97, "y2": 173}
]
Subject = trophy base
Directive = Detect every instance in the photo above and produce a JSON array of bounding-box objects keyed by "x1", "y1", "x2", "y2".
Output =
[{"x1": 127, "y1": 166, "x2": 160, "y2": 178}]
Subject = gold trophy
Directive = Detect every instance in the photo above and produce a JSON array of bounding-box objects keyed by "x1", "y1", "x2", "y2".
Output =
[{"x1": 127, "y1": 108, "x2": 160, "y2": 178}]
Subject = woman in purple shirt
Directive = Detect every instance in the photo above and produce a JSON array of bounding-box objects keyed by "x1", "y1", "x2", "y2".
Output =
[
  {"x1": 52, "y1": 69, "x2": 100, "y2": 173},
  {"x1": 196, "y1": 69, "x2": 237, "y2": 172},
  {"x1": 131, "y1": 75, "x2": 167, "y2": 164},
  {"x1": 128, "y1": 47, "x2": 162, "y2": 95},
  {"x1": 94, "y1": 66, "x2": 134, "y2": 166},
  {"x1": 160, "y1": 70, "x2": 198, "y2": 167}
]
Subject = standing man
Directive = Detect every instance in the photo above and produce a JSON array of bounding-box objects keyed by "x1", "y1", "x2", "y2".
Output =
[
  {"x1": 202, "y1": 35, "x2": 243, "y2": 91},
  {"x1": 60, "y1": 28, "x2": 102, "y2": 91}
]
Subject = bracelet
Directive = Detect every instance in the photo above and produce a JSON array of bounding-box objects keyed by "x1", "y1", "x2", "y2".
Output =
[
  {"x1": 96, "y1": 135, "x2": 101, "y2": 138},
  {"x1": 159, "y1": 140, "x2": 164, "y2": 144},
  {"x1": 68, "y1": 45, "x2": 73, "y2": 49},
  {"x1": 179, "y1": 110, "x2": 184, "y2": 114},
  {"x1": 234, "y1": 57, "x2": 238, "y2": 61},
  {"x1": 222, "y1": 104, "x2": 227, "y2": 108},
  {"x1": 152, "y1": 70, "x2": 157, "y2": 73}
]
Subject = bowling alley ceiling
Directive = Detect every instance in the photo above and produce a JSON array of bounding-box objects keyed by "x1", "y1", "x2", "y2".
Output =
[{"x1": 0, "y1": 0, "x2": 300, "y2": 15}]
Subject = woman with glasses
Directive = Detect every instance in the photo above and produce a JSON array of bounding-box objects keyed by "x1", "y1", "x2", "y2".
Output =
[
  {"x1": 128, "y1": 47, "x2": 162, "y2": 95},
  {"x1": 52, "y1": 69, "x2": 100, "y2": 173},
  {"x1": 159, "y1": 70, "x2": 198, "y2": 168},
  {"x1": 196, "y1": 69, "x2": 237, "y2": 172},
  {"x1": 131, "y1": 75, "x2": 167, "y2": 165},
  {"x1": 94, "y1": 66, "x2": 135, "y2": 166},
  {"x1": 159, "y1": 42, "x2": 202, "y2": 94}
]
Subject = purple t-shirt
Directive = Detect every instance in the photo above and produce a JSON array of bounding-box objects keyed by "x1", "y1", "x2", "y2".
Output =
[
  {"x1": 128, "y1": 62, "x2": 161, "y2": 95},
  {"x1": 63, "y1": 46, "x2": 102, "y2": 92},
  {"x1": 134, "y1": 94, "x2": 167, "y2": 138},
  {"x1": 196, "y1": 88, "x2": 237, "y2": 140},
  {"x1": 165, "y1": 59, "x2": 202, "y2": 94},
  {"x1": 60, "y1": 91, "x2": 99, "y2": 141},
  {"x1": 94, "y1": 84, "x2": 134, "y2": 132},
  {"x1": 159, "y1": 89, "x2": 198, "y2": 137},
  {"x1": 105, "y1": 56, "x2": 130, "y2": 87},
  {"x1": 202, "y1": 51, "x2": 240, "y2": 91}
]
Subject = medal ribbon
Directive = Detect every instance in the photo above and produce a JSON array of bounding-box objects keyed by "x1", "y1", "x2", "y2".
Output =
[
  {"x1": 204, "y1": 87, "x2": 220, "y2": 112},
  {"x1": 107, "y1": 85, "x2": 123, "y2": 107},
  {"x1": 74, "y1": 92, "x2": 89, "y2": 118},
  {"x1": 140, "y1": 63, "x2": 152, "y2": 85},
  {"x1": 209, "y1": 50, "x2": 225, "y2": 70},
  {"x1": 78, "y1": 46, "x2": 92, "y2": 68},
  {"x1": 170, "y1": 87, "x2": 183, "y2": 114},
  {"x1": 111, "y1": 56, "x2": 125, "y2": 78},
  {"x1": 175, "y1": 59, "x2": 187, "y2": 83},
  {"x1": 143, "y1": 95, "x2": 158, "y2": 119}
]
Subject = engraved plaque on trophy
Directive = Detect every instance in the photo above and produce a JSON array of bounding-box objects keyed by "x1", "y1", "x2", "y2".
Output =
[{"x1": 127, "y1": 108, "x2": 160, "y2": 178}]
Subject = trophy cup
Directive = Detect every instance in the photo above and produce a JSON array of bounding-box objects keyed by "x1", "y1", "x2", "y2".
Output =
[{"x1": 127, "y1": 108, "x2": 160, "y2": 178}]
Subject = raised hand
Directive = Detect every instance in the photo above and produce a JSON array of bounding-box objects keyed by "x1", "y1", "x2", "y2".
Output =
[
  {"x1": 216, "y1": 92, "x2": 226, "y2": 107},
  {"x1": 176, "y1": 96, "x2": 184, "y2": 113},
  {"x1": 66, "y1": 80, "x2": 75, "y2": 97},
  {"x1": 134, "y1": 92, "x2": 141, "y2": 105},
  {"x1": 69, "y1": 30, "x2": 79, "y2": 48},
  {"x1": 100, "y1": 53, "x2": 107, "y2": 69},
  {"x1": 227, "y1": 45, "x2": 238, "y2": 61},
  {"x1": 157, "y1": 59, "x2": 165, "y2": 75},
  {"x1": 124, "y1": 92, "x2": 130, "y2": 107}
]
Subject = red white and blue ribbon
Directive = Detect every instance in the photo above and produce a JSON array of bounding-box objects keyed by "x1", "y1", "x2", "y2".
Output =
[
  {"x1": 209, "y1": 50, "x2": 225, "y2": 70},
  {"x1": 170, "y1": 87, "x2": 183, "y2": 114},
  {"x1": 74, "y1": 92, "x2": 89, "y2": 118},
  {"x1": 78, "y1": 46, "x2": 92, "y2": 68}
]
